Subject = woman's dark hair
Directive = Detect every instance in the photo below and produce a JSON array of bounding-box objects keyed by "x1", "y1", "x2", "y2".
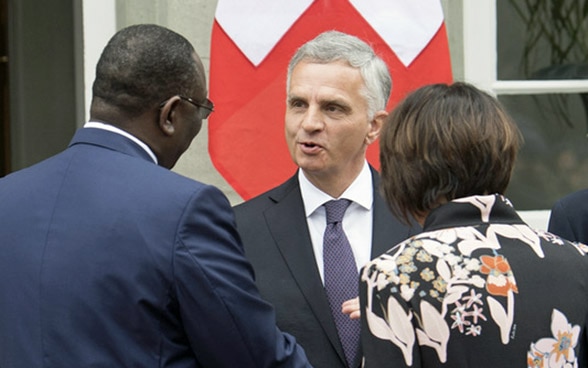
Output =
[
  {"x1": 379, "y1": 82, "x2": 523, "y2": 223},
  {"x1": 92, "y1": 24, "x2": 199, "y2": 117}
]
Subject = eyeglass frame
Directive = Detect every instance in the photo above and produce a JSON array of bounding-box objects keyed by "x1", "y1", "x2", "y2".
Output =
[{"x1": 159, "y1": 95, "x2": 214, "y2": 120}]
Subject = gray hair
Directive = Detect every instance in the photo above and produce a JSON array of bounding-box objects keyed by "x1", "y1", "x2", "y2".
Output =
[{"x1": 287, "y1": 30, "x2": 392, "y2": 118}]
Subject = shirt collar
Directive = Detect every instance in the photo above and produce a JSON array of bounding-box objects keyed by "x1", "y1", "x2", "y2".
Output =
[
  {"x1": 84, "y1": 121, "x2": 158, "y2": 164},
  {"x1": 299, "y1": 160, "x2": 373, "y2": 217}
]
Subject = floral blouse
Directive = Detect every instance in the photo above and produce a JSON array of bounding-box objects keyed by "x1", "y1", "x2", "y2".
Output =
[{"x1": 360, "y1": 194, "x2": 588, "y2": 368}]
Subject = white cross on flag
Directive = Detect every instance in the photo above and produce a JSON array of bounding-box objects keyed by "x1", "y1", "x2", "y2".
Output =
[{"x1": 209, "y1": 0, "x2": 453, "y2": 200}]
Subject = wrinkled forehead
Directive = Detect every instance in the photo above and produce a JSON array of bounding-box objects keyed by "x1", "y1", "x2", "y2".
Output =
[{"x1": 288, "y1": 60, "x2": 365, "y2": 92}]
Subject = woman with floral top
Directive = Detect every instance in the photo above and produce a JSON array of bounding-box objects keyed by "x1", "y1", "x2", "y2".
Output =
[{"x1": 359, "y1": 82, "x2": 588, "y2": 368}]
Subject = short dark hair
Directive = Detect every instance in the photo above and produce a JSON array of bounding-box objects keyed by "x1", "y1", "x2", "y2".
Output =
[
  {"x1": 92, "y1": 24, "x2": 199, "y2": 117},
  {"x1": 379, "y1": 82, "x2": 523, "y2": 223}
]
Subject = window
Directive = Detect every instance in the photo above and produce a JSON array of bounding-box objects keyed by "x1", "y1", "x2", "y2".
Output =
[{"x1": 463, "y1": 0, "x2": 588, "y2": 227}]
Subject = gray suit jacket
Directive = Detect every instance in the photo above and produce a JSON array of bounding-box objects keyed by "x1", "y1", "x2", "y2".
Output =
[{"x1": 234, "y1": 167, "x2": 420, "y2": 368}]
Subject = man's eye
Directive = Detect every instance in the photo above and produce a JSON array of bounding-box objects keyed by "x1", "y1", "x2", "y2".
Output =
[
  {"x1": 325, "y1": 104, "x2": 344, "y2": 113},
  {"x1": 289, "y1": 100, "x2": 306, "y2": 109}
]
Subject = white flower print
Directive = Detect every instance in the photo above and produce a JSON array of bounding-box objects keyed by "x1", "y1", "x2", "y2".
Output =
[
  {"x1": 464, "y1": 258, "x2": 482, "y2": 271},
  {"x1": 444, "y1": 253, "x2": 462, "y2": 267},
  {"x1": 470, "y1": 275, "x2": 485, "y2": 288},
  {"x1": 489, "y1": 224, "x2": 545, "y2": 258},
  {"x1": 363, "y1": 266, "x2": 416, "y2": 366},
  {"x1": 466, "y1": 324, "x2": 482, "y2": 336},
  {"x1": 537, "y1": 229, "x2": 565, "y2": 246},
  {"x1": 452, "y1": 265, "x2": 470, "y2": 280},
  {"x1": 462, "y1": 289, "x2": 483, "y2": 308},
  {"x1": 415, "y1": 300, "x2": 450, "y2": 363},
  {"x1": 465, "y1": 303, "x2": 486, "y2": 324},
  {"x1": 528, "y1": 309, "x2": 580, "y2": 368},
  {"x1": 450, "y1": 309, "x2": 470, "y2": 333},
  {"x1": 363, "y1": 195, "x2": 588, "y2": 368},
  {"x1": 571, "y1": 241, "x2": 588, "y2": 256},
  {"x1": 371, "y1": 252, "x2": 402, "y2": 276},
  {"x1": 400, "y1": 284, "x2": 416, "y2": 301},
  {"x1": 454, "y1": 195, "x2": 495, "y2": 222}
]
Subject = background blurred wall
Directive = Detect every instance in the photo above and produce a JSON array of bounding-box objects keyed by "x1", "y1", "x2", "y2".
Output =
[{"x1": 99, "y1": 0, "x2": 463, "y2": 206}]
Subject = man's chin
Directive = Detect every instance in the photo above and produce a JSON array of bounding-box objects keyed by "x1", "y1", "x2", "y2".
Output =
[{"x1": 299, "y1": 164, "x2": 328, "y2": 178}]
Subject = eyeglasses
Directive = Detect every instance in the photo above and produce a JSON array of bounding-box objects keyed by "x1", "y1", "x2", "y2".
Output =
[
  {"x1": 179, "y1": 95, "x2": 214, "y2": 120},
  {"x1": 160, "y1": 95, "x2": 215, "y2": 120}
]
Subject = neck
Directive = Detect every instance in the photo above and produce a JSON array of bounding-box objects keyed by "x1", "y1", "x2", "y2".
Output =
[{"x1": 302, "y1": 166, "x2": 364, "y2": 198}]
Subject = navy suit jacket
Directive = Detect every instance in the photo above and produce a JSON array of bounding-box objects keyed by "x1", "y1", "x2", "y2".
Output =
[
  {"x1": 233, "y1": 169, "x2": 420, "y2": 368},
  {"x1": 0, "y1": 128, "x2": 310, "y2": 368},
  {"x1": 548, "y1": 188, "x2": 588, "y2": 244}
]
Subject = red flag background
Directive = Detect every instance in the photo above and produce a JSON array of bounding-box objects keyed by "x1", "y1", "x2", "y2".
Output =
[{"x1": 209, "y1": 0, "x2": 453, "y2": 200}]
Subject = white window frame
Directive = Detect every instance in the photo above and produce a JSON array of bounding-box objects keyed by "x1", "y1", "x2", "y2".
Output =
[{"x1": 462, "y1": 0, "x2": 588, "y2": 230}]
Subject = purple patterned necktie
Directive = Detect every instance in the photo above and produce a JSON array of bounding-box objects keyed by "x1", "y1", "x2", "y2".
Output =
[{"x1": 323, "y1": 199, "x2": 360, "y2": 367}]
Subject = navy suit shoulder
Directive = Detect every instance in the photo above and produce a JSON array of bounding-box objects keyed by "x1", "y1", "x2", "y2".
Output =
[
  {"x1": 0, "y1": 128, "x2": 311, "y2": 368},
  {"x1": 548, "y1": 189, "x2": 588, "y2": 244}
]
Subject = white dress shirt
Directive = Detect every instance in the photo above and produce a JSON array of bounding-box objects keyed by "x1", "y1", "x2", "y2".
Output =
[
  {"x1": 299, "y1": 161, "x2": 374, "y2": 283},
  {"x1": 83, "y1": 121, "x2": 158, "y2": 164}
]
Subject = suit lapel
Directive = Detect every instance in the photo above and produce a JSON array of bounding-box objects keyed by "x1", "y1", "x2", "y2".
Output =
[{"x1": 263, "y1": 176, "x2": 347, "y2": 364}]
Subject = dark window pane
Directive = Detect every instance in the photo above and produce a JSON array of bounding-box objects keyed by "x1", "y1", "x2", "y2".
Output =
[
  {"x1": 497, "y1": 0, "x2": 588, "y2": 80},
  {"x1": 500, "y1": 94, "x2": 588, "y2": 210},
  {"x1": 0, "y1": 0, "x2": 7, "y2": 176}
]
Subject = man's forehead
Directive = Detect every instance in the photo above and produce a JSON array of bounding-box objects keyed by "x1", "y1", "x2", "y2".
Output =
[
  {"x1": 290, "y1": 61, "x2": 363, "y2": 84},
  {"x1": 287, "y1": 89, "x2": 351, "y2": 106},
  {"x1": 287, "y1": 77, "x2": 363, "y2": 102}
]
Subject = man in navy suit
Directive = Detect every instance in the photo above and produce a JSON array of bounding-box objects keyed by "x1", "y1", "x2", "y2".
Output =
[
  {"x1": 548, "y1": 189, "x2": 588, "y2": 244},
  {"x1": 0, "y1": 24, "x2": 310, "y2": 368},
  {"x1": 233, "y1": 31, "x2": 420, "y2": 368}
]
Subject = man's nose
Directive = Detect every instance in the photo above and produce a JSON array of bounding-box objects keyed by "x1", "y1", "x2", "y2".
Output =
[{"x1": 300, "y1": 105, "x2": 324, "y2": 131}]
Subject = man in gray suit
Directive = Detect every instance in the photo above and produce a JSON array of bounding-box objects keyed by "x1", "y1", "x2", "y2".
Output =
[{"x1": 234, "y1": 31, "x2": 420, "y2": 368}]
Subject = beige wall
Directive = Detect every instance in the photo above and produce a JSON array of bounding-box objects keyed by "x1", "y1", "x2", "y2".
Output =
[{"x1": 114, "y1": 0, "x2": 463, "y2": 206}]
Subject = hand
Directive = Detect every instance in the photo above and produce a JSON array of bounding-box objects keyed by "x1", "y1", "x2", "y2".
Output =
[{"x1": 342, "y1": 297, "x2": 360, "y2": 320}]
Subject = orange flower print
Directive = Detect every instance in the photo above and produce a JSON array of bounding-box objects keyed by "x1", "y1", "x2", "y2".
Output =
[
  {"x1": 527, "y1": 346, "x2": 545, "y2": 368},
  {"x1": 479, "y1": 255, "x2": 518, "y2": 296},
  {"x1": 551, "y1": 330, "x2": 574, "y2": 363}
]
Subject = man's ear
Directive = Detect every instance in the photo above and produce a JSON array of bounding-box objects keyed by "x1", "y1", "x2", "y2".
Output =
[
  {"x1": 365, "y1": 110, "x2": 388, "y2": 145},
  {"x1": 158, "y1": 96, "x2": 181, "y2": 136}
]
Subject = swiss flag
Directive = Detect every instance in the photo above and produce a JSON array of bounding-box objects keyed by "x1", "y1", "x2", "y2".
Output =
[{"x1": 209, "y1": 0, "x2": 453, "y2": 200}]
